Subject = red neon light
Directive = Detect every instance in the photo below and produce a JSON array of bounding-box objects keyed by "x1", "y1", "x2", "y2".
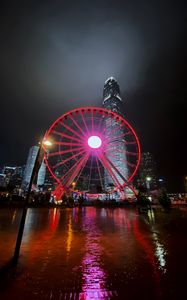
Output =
[{"x1": 44, "y1": 106, "x2": 141, "y2": 199}]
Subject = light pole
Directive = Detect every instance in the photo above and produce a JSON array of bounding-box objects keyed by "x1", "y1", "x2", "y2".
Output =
[
  {"x1": 13, "y1": 138, "x2": 52, "y2": 263},
  {"x1": 145, "y1": 176, "x2": 152, "y2": 204},
  {"x1": 146, "y1": 176, "x2": 152, "y2": 190}
]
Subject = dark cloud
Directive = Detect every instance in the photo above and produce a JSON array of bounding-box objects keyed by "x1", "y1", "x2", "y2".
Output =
[{"x1": 0, "y1": 0, "x2": 186, "y2": 191}]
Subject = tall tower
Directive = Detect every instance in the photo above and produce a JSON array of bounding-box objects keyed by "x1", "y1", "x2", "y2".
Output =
[
  {"x1": 103, "y1": 77, "x2": 124, "y2": 115},
  {"x1": 22, "y1": 146, "x2": 46, "y2": 191},
  {"x1": 102, "y1": 77, "x2": 128, "y2": 196}
]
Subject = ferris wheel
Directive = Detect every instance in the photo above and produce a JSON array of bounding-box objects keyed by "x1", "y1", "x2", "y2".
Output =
[{"x1": 43, "y1": 107, "x2": 141, "y2": 200}]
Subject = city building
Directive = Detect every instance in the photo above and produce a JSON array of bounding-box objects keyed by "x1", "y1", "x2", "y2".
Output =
[
  {"x1": 1, "y1": 166, "x2": 25, "y2": 188},
  {"x1": 103, "y1": 77, "x2": 124, "y2": 116},
  {"x1": 15, "y1": 166, "x2": 25, "y2": 178},
  {"x1": 43, "y1": 169, "x2": 54, "y2": 192},
  {"x1": 9, "y1": 166, "x2": 25, "y2": 189},
  {"x1": 37, "y1": 160, "x2": 46, "y2": 189},
  {"x1": 22, "y1": 146, "x2": 46, "y2": 191},
  {"x1": 102, "y1": 77, "x2": 128, "y2": 196},
  {"x1": 138, "y1": 152, "x2": 158, "y2": 190},
  {"x1": 0, "y1": 174, "x2": 6, "y2": 187},
  {"x1": 2, "y1": 166, "x2": 16, "y2": 185}
]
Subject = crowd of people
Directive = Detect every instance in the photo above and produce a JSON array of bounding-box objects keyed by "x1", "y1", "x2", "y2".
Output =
[{"x1": 1, "y1": 186, "x2": 185, "y2": 212}]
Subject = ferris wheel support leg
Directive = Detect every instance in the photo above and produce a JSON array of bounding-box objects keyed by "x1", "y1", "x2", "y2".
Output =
[
  {"x1": 53, "y1": 184, "x2": 65, "y2": 201},
  {"x1": 104, "y1": 155, "x2": 137, "y2": 200},
  {"x1": 53, "y1": 153, "x2": 90, "y2": 200}
]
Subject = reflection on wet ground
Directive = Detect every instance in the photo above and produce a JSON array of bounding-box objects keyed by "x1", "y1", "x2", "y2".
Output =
[{"x1": 0, "y1": 207, "x2": 187, "y2": 299}]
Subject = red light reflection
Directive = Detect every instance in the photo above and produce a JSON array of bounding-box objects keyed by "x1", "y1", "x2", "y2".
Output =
[{"x1": 79, "y1": 210, "x2": 108, "y2": 299}]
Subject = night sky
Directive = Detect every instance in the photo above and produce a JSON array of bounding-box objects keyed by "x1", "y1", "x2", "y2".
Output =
[{"x1": 0, "y1": 0, "x2": 186, "y2": 191}]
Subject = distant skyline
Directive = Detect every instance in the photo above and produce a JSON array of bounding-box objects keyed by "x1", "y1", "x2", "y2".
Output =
[{"x1": 0, "y1": 0, "x2": 186, "y2": 191}]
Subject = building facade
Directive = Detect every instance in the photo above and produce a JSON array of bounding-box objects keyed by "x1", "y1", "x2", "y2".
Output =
[
  {"x1": 22, "y1": 146, "x2": 46, "y2": 191},
  {"x1": 103, "y1": 77, "x2": 124, "y2": 115},
  {"x1": 138, "y1": 152, "x2": 158, "y2": 190},
  {"x1": 102, "y1": 77, "x2": 128, "y2": 195},
  {"x1": 1, "y1": 166, "x2": 25, "y2": 188}
]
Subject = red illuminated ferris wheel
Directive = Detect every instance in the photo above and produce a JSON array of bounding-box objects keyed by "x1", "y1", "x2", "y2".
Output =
[{"x1": 44, "y1": 107, "x2": 141, "y2": 200}]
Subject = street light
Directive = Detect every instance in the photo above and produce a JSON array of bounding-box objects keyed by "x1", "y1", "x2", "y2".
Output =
[
  {"x1": 146, "y1": 176, "x2": 152, "y2": 190},
  {"x1": 72, "y1": 182, "x2": 76, "y2": 189},
  {"x1": 158, "y1": 178, "x2": 164, "y2": 189},
  {"x1": 42, "y1": 139, "x2": 52, "y2": 147},
  {"x1": 13, "y1": 138, "x2": 52, "y2": 263}
]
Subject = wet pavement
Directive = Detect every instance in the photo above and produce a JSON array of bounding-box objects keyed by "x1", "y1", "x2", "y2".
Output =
[{"x1": 0, "y1": 206, "x2": 187, "y2": 299}]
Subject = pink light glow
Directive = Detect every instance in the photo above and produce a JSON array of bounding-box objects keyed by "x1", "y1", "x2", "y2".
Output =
[
  {"x1": 44, "y1": 106, "x2": 141, "y2": 199},
  {"x1": 88, "y1": 136, "x2": 102, "y2": 149}
]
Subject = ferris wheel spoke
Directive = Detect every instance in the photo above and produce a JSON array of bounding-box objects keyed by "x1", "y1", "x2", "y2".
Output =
[
  {"x1": 125, "y1": 151, "x2": 138, "y2": 156},
  {"x1": 112, "y1": 124, "x2": 126, "y2": 135},
  {"x1": 106, "y1": 131, "x2": 132, "y2": 142},
  {"x1": 105, "y1": 147, "x2": 138, "y2": 157},
  {"x1": 72, "y1": 154, "x2": 89, "y2": 186},
  {"x1": 60, "y1": 121, "x2": 84, "y2": 140},
  {"x1": 60, "y1": 152, "x2": 87, "y2": 185},
  {"x1": 97, "y1": 114, "x2": 105, "y2": 133},
  {"x1": 116, "y1": 157, "x2": 136, "y2": 168},
  {"x1": 69, "y1": 114, "x2": 87, "y2": 137},
  {"x1": 99, "y1": 154, "x2": 121, "y2": 187},
  {"x1": 106, "y1": 140, "x2": 136, "y2": 149},
  {"x1": 64, "y1": 153, "x2": 90, "y2": 188},
  {"x1": 105, "y1": 150, "x2": 136, "y2": 168},
  {"x1": 96, "y1": 157, "x2": 104, "y2": 191},
  {"x1": 52, "y1": 130, "x2": 82, "y2": 143},
  {"x1": 105, "y1": 148, "x2": 135, "y2": 162},
  {"x1": 104, "y1": 120, "x2": 129, "y2": 138},
  {"x1": 48, "y1": 146, "x2": 84, "y2": 157},
  {"x1": 102, "y1": 121, "x2": 122, "y2": 138},
  {"x1": 87, "y1": 153, "x2": 94, "y2": 191},
  {"x1": 53, "y1": 156, "x2": 87, "y2": 196},
  {"x1": 101, "y1": 118, "x2": 112, "y2": 136},
  {"x1": 54, "y1": 141, "x2": 84, "y2": 147},
  {"x1": 107, "y1": 155, "x2": 135, "y2": 169},
  {"x1": 52, "y1": 149, "x2": 85, "y2": 169},
  {"x1": 104, "y1": 154, "x2": 130, "y2": 187},
  {"x1": 125, "y1": 141, "x2": 136, "y2": 145},
  {"x1": 80, "y1": 111, "x2": 89, "y2": 134},
  {"x1": 106, "y1": 140, "x2": 125, "y2": 146},
  {"x1": 105, "y1": 119, "x2": 119, "y2": 136},
  {"x1": 60, "y1": 159, "x2": 80, "y2": 183},
  {"x1": 91, "y1": 109, "x2": 94, "y2": 134}
]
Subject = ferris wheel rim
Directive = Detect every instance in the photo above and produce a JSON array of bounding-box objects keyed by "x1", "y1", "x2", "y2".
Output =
[{"x1": 43, "y1": 106, "x2": 141, "y2": 194}]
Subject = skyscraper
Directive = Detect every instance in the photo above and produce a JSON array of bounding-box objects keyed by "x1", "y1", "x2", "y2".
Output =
[
  {"x1": 22, "y1": 146, "x2": 46, "y2": 191},
  {"x1": 138, "y1": 152, "x2": 158, "y2": 190},
  {"x1": 102, "y1": 77, "x2": 128, "y2": 195},
  {"x1": 103, "y1": 77, "x2": 124, "y2": 115}
]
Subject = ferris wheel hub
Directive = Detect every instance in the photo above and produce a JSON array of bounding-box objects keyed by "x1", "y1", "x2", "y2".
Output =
[{"x1": 88, "y1": 135, "x2": 102, "y2": 149}]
